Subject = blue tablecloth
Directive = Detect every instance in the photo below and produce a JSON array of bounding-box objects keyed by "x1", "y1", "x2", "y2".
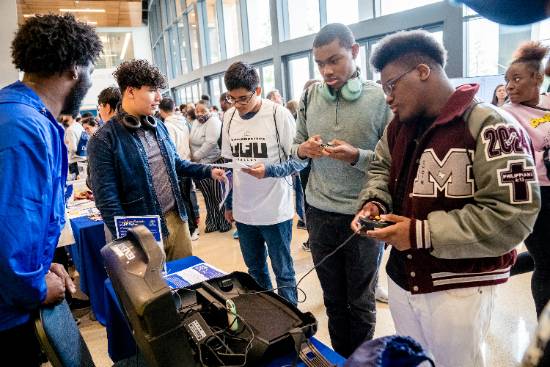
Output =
[
  {"x1": 69, "y1": 216, "x2": 108, "y2": 325},
  {"x1": 104, "y1": 256, "x2": 345, "y2": 366}
]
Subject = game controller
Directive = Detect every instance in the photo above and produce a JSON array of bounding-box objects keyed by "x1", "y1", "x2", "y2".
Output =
[{"x1": 358, "y1": 216, "x2": 396, "y2": 231}]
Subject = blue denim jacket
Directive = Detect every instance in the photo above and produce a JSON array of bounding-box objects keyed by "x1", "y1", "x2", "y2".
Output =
[
  {"x1": 0, "y1": 81, "x2": 68, "y2": 331},
  {"x1": 87, "y1": 114, "x2": 212, "y2": 237}
]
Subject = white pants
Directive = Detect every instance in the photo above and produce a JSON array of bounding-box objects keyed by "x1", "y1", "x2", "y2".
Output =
[{"x1": 388, "y1": 278, "x2": 495, "y2": 367}]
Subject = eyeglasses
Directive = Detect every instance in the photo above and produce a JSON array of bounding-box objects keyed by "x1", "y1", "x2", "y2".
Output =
[
  {"x1": 381, "y1": 66, "x2": 418, "y2": 96},
  {"x1": 226, "y1": 92, "x2": 255, "y2": 105}
]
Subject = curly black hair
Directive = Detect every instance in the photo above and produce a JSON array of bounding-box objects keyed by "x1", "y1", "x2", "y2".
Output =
[
  {"x1": 370, "y1": 30, "x2": 447, "y2": 72},
  {"x1": 224, "y1": 62, "x2": 259, "y2": 92},
  {"x1": 11, "y1": 14, "x2": 102, "y2": 75},
  {"x1": 113, "y1": 59, "x2": 167, "y2": 94},
  {"x1": 98, "y1": 86, "x2": 122, "y2": 111},
  {"x1": 511, "y1": 41, "x2": 549, "y2": 73}
]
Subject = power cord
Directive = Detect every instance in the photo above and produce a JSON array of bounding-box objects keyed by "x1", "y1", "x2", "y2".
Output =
[{"x1": 246, "y1": 229, "x2": 362, "y2": 303}]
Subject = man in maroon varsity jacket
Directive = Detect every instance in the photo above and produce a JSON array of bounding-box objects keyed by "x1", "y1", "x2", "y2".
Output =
[{"x1": 352, "y1": 30, "x2": 540, "y2": 367}]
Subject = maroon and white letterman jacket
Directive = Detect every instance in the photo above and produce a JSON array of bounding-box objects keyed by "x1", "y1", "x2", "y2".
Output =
[{"x1": 358, "y1": 84, "x2": 541, "y2": 294}]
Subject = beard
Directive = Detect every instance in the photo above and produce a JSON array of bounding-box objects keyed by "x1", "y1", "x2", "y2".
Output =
[{"x1": 60, "y1": 75, "x2": 92, "y2": 117}]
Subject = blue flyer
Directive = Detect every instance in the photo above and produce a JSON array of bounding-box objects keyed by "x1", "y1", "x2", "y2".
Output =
[
  {"x1": 114, "y1": 215, "x2": 162, "y2": 242},
  {"x1": 164, "y1": 274, "x2": 191, "y2": 289}
]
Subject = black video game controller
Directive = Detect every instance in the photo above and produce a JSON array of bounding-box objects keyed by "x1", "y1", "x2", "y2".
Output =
[{"x1": 359, "y1": 216, "x2": 396, "y2": 231}]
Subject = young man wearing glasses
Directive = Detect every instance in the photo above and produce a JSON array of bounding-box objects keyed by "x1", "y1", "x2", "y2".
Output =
[
  {"x1": 221, "y1": 61, "x2": 299, "y2": 305},
  {"x1": 353, "y1": 30, "x2": 540, "y2": 366},
  {"x1": 290, "y1": 23, "x2": 391, "y2": 357}
]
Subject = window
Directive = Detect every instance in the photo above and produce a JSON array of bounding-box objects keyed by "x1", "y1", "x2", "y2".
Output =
[
  {"x1": 465, "y1": 17, "x2": 532, "y2": 77},
  {"x1": 261, "y1": 64, "x2": 275, "y2": 97},
  {"x1": 205, "y1": 0, "x2": 221, "y2": 64},
  {"x1": 185, "y1": 86, "x2": 193, "y2": 103},
  {"x1": 175, "y1": 0, "x2": 186, "y2": 17},
  {"x1": 380, "y1": 0, "x2": 442, "y2": 16},
  {"x1": 287, "y1": 0, "x2": 320, "y2": 39},
  {"x1": 164, "y1": 35, "x2": 174, "y2": 78},
  {"x1": 326, "y1": 0, "x2": 359, "y2": 25},
  {"x1": 168, "y1": 26, "x2": 182, "y2": 78},
  {"x1": 222, "y1": 0, "x2": 243, "y2": 58},
  {"x1": 288, "y1": 56, "x2": 310, "y2": 100},
  {"x1": 162, "y1": 0, "x2": 176, "y2": 26},
  {"x1": 466, "y1": 18, "x2": 499, "y2": 76},
  {"x1": 247, "y1": 0, "x2": 272, "y2": 50},
  {"x1": 153, "y1": 38, "x2": 168, "y2": 77},
  {"x1": 188, "y1": 7, "x2": 201, "y2": 70},
  {"x1": 192, "y1": 83, "x2": 199, "y2": 102},
  {"x1": 96, "y1": 32, "x2": 134, "y2": 69},
  {"x1": 208, "y1": 75, "x2": 223, "y2": 107},
  {"x1": 177, "y1": 20, "x2": 190, "y2": 73}
]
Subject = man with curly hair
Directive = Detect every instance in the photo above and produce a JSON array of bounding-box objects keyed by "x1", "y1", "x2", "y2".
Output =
[
  {"x1": 88, "y1": 59, "x2": 226, "y2": 261},
  {"x1": 353, "y1": 30, "x2": 540, "y2": 366},
  {"x1": 0, "y1": 14, "x2": 102, "y2": 365}
]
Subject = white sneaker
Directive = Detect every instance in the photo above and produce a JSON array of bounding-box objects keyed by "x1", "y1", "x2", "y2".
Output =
[
  {"x1": 191, "y1": 228, "x2": 200, "y2": 241},
  {"x1": 375, "y1": 285, "x2": 389, "y2": 303}
]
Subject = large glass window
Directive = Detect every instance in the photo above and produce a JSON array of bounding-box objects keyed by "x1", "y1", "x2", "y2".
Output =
[
  {"x1": 288, "y1": 56, "x2": 310, "y2": 100},
  {"x1": 168, "y1": 26, "x2": 182, "y2": 78},
  {"x1": 96, "y1": 32, "x2": 134, "y2": 69},
  {"x1": 177, "y1": 20, "x2": 190, "y2": 73},
  {"x1": 465, "y1": 18, "x2": 532, "y2": 76},
  {"x1": 206, "y1": 0, "x2": 221, "y2": 64},
  {"x1": 261, "y1": 64, "x2": 275, "y2": 97},
  {"x1": 162, "y1": 0, "x2": 176, "y2": 26},
  {"x1": 208, "y1": 75, "x2": 223, "y2": 107},
  {"x1": 163, "y1": 35, "x2": 174, "y2": 79},
  {"x1": 247, "y1": 0, "x2": 272, "y2": 50},
  {"x1": 175, "y1": 0, "x2": 186, "y2": 18},
  {"x1": 380, "y1": 0, "x2": 442, "y2": 16},
  {"x1": 287, "y1": 0, "x2": 320, "y2": 39},
  {"x1": 326, "y1": 0, "x2": 359, "y2": 25},
  {"x1": 222, "y1": 0, "x2": 243, "y2": 58},
  {"x1": 188, "y1": 7, "x2": 201, "y2": 70}
]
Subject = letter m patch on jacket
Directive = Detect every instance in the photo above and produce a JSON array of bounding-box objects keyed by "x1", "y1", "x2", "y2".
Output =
[{"x1": 413, "y1": 148, "x2": 474, "y2": 198}]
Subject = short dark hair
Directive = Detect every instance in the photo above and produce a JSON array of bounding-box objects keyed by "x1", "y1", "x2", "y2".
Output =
[
  {"x1": 313, "y1": 23, "x2": 355, "y2": 50},
  {"x1": 211, "y1": 105, "x2": 219, "y2": 112},
  {"x1": 224, "y1": 62, "x2": 259, "y2": 92},
  {"x1": 81, "y1": 116, "x2": 98, "y2": 127},
  {"x1": 370, "y1": 30, "x2": 447, "y2": 72},
  {"x1": 159, "y1": 97, "x2": 175, "y2": 112},
  {"x1": 220, "y1": 92, "x2": 228, "y2": 103},
  {"x1": 113, "y1": 59, "x2": 167, "y2": 94},
  {"x1": 81, "y1": 112, "x2": 94, "y2": 119},
  {"x1": 11, "y1": 14, "x2": 102, "y2": 76},
  {"x1": 200, "y1": 94, "x2": 210, "y2": 101},
  {"x1": 98, "y1": 86, "x2": 121, "y2": 111}
]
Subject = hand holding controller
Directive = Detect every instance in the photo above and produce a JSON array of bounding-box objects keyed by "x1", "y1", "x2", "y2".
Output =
[{"x1": 358, "y1": 216, "x2": 396, "y2": 231}]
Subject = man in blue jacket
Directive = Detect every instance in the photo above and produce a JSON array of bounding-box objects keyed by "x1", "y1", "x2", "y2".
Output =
[
  {"x1": 88, "y1": 60, "x2": 226, "y2": 260},
  {"x1": 0, "y1": 14, "x2": 102, "y2": 365}
]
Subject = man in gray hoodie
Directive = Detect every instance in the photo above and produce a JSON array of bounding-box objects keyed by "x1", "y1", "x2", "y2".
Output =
[{"x1": 290, "y1": 23, "x2": 391, "y2": 357}]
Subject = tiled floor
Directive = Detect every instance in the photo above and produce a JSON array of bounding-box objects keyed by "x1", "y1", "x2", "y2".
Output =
[{"x1": 76, "y1": 195, "x2": 538, "y2": 367}]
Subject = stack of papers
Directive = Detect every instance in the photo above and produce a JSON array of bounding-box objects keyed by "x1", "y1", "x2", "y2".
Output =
[{"x1": 164, "y1": 262, "x2": 226, "y2": 289}]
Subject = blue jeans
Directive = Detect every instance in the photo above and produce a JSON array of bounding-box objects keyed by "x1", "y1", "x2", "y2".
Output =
[
  {"x1": 307, "y1": 206, "x2": 383, "y2": 357},
  {"x1": 236, "y1": 219, "x2": 297, "y2": 305}
]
